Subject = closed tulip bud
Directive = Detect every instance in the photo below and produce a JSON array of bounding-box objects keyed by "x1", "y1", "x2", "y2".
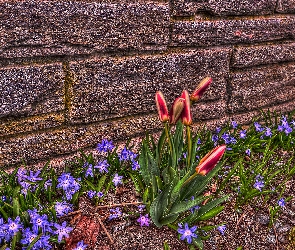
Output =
[
  {"x1": 169, "y1": 97, "x2": 185, "y2": 124},
  {"x1": 196, "y1": 145, "x2": 226, "y2": 175},
  {"x1": 180, "y1": 90, "x2": 192, "y2": 126},
  {"x1": 155, "y1": 91, "x2": 170, "y2": 122},
  {"x1": 190, "y1": 77, "x2": 212, "y2": 102}
]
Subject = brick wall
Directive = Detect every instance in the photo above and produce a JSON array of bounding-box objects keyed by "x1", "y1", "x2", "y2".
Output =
[{"x1": 0, "y1": 0, "x2": 295, "y2": 168}]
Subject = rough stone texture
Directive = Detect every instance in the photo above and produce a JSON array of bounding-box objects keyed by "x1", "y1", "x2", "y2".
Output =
[
  {"x1": 172, "y1": 0, "x2": 277, "y2": 16},
  {"x1": 232, "y1": 42, "x2": 295, "y2": 68},
  {"x1": 69, "y1": 48, "x2": 231, "y2": 123},
  {"x1": 229, "y1": 64, "x2": 295, "y2": 113},
  {"x1": 0, "y1": 114, "x2": 64, "y2": 137},
  {"x1": 0, "y1": 113, "x2": 160, "y2": 166},
  {"x1": 172, "y1": 17, "x2": 295, "y2": 47},
  {"x1": 276, "y1": 0, "x2": 295, "y2": 13},
  {"x1": 0, "y1": 1, "x2": 169, "y2": 58},
  {"x1": 0, "y1": 64, "x2": 64, "y2": 119}
]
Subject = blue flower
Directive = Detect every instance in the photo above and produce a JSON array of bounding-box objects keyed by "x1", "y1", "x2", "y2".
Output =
[
  {"x1": 87, "y1": 190, "x2": 96, "y2": 199},
  {"x1": 253, "y1": 175, "x2": 264, "y2": 191},
  {"x1": 109, "y1": 207, "x2": 122, "y2": 220},
  {"x1": 245, "y1": 149, "x2": 251, "y2": 156},
  {"x1": 177, "y1": 223, "x2": 198, "y2": 244},
  {"x1": 239, "y1": 130, "x2": 247, "y2": 139},
  {"x1": 231, "y1": 121, "x2": 238, "y2": 129},
  {"x1": 212, "y1": 134, "x2": 219, "y2": 143},
  {"x1": 7, "y1": 216, "x2": 23, "y2": 235},
  {"x1": 55, "y1": 201, "x2": 73, "y2": 217},
  {"x1": 278, "y1": 198, "x2": 285, "y2": 207},
  {"x1": 73, "y1": 240, "x2": 88, "y2": 250},
  {"x1": 54, "y1": 221, "x2": 73, "y2": 243},
  {"x1": 254, "y1": 122, "x2": 264, "y2": 132},
  {"x1": 131, "y1": 161, "x2": 140, "y2": 171},
  {"x1": 26, "y1": 170, "x2": 43, "y2": 182},
  {"x1": 216, "y1": 127, "x2": 221, "y2": 133},
  {"x1": 112, "y1": 173, "x2": 123, "y2": 186},
  {"x1": 94, "y1": 160, "x2": 109, "y2": 174},
  {"x1": 264, "y1": 127, "x2": 272, "y2": 137},
  {"x1": 97, "y1": 191, "x2": 104, "y2": 198},
  {"x1": 217, "y1": 224, "x2": 226, "y2": 235},
  {"x1": 96, "y1": 139, "x2": 114, "y2": 153},
  {"x1": 85, "y1": 164, "x2": 94, "y2": 178}
]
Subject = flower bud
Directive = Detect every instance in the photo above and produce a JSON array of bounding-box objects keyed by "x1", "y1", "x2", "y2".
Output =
[
  {"x1": 190, "y1": 77, "x2": 212, "y2": 102},
  {"x1": 155, "y1": 91, "x2": 169, "y2": 122},
  {"x1": 196, "y1": 145, "x2": 226, "y2": 175},
  {"x1": 169, "y1": 97, "x2": 185, "y2": 124},
  {"x1": 180, "y1": 90, "x2": 192, "y2": 126}
]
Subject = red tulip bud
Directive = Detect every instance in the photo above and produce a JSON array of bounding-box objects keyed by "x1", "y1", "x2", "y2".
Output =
[
  {"x1": 169, "y1": 97, "x2": 185, "y2": 124},
  {"x1": 196, "y1": 145, "x2": 226, "y2": 175},
  {"x1": 180, "y1": 90, "x2": 192, "y2": 126},
  {"x1": 190, "y1": 77, "x2": 213, "y2": 102},
  {"x1": 155, "y1": 91, "x2": 169, "y2": 122}
]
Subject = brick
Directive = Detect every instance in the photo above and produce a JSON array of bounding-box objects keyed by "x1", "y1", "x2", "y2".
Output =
[
  {"x1": 172, "y1": 17, "x2": 294, "y2": 47},
  {"x1": 0, "y1": 114, "x2": 64, "y2": 137},
  {"x1": 0, "y1": 113, "x2": 161, "y2": 166},
  {"x1": 69, "y1": 48, "x2": 231, "y2": 123},
  {"x1": 232, "y1": 42, "x2": 295, "y2": 68},
  {"x1": 0, "y1": 64, "x2": 65, "y2": 119},
  {"x1": 173, "y1": 0, "x2": 276, "y2": 16},
  {"x1": 276, "y1": 0, "x2": 295, "y2": 13},
  {"x1": 229, "y1": 100, "x2": 295, "y2": 125},
  {"x1": 228, "y1": 64, "x2": 295, "y2": 113},
  {"x1": 0, "y1": 1, "x2": 169, "y2": 58}
]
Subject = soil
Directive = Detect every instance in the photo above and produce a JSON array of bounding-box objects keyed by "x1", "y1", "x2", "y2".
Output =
[{"x1": 62, "y1": 175, "x2": 295, "y2": 250}]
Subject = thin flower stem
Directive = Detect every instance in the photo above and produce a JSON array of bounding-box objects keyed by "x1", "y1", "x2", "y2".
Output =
[
  {"x1": 164, "y1": 122, "x2": 174, "y2": 162},
  {"x1": 96, "y1": 213, "x2": 114, "y2": 245},
  {"x1": 186, "y1": 125, "x2": 192, "y2": 170},
  {"x1": 182, "y1": 172, "x2": 198, "y2": 187}
]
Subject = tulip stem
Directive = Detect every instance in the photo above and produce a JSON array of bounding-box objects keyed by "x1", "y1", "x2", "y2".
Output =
[
  {"x1": 186, "y1": 125, "x2": 192, "y2": 171},
  {"x1": 164, "y1": 122, "x2": 174, "y2": 167},
  {"x1": 182, "y1": 172, "x2": 198, "y2": 187}
]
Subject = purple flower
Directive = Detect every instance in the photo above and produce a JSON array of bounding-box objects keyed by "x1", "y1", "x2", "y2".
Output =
[
  {"x1": 216, "y1": 127, "x2": 221, "y2": 133},
  {"x1": 253, "y1": 175, "x2": 264, "y2": 191},
  {"x1": 137, "y1": 205, "x2": 146, "y2": 212},
  {"x1": 94, "y1": 160, "x2": 109, "y2": 174},
  {"x1": 112, "y1": 173, "x2": 123, "y2": 186},
  {"x1": 177, "y1": 223, "x2": 198, "y2": 244},
  {"x1": 221, "y1": 132, "x2": 231, "y2": 144},
  {"x1": 212, "y1": 134, "x2": 219, "y2": 143},
  {"x1": 44, "y1": 179, "x2": 52, "y2": 190},
  {"x1": 131, "y1": 161, "x2": 140, "y2": 171},
  {"x1": 118, "y1": 147, "x2": 138, "y2": 161},
  {"x1": 231, "y1": 121, "x2": 238, "y2": 129},
  {"x1": 197, "y1": 138, "x2": 202, "y2": 144},
  {"x1": 32, "y1": 214, "x2": 51, "y2": 234},
  {"x1": 245, "y1": 149, "x2": 251, "y2": 156},
  {"x1": 73, "y1": 240, "x2": 88, "y2": 250},
  {"x1": 85, "y1": 164, "x2": 94, "y2": 178},
  {"x1": 254, "y1": 122, "x2": 264, "y2": 132},
  {"x1": 239, "y1": 130, "x2": 247, "y2": 139},
  {"x1": 137, "y1": 214, "x2": 150, "y2": 227},
  {"x1": 26, "y1": 170, "x2": 43, "y2": 182},
  {"x1": 109, "y1": 207, "x2": 122, "y2": 220},
  {"x1": 217, "y1": 225, "x2": 226, "y2": 235},
  {"x1": 87, "y1": 190, "x2": 96, "y2": 199},
  {"x1": 97, "y1": 191, "x2": 104, "y2": 198},
  {"x1": 96, "y1": 139, "x2": 114, "y2": 153},
  {"x1": 54, "y1": 221, "x2": 73, "y2": 243},
  {"x1": 264, "y1": 127, "x2": 272, "y2": 137},
  {"x1": 55, "y1": 201, "x2": 73, "y2": 217},
  {"x1": 17, "y1": 167, "x2": 28, "y2": 183},
  {"x1": 20, "y1": 227, "x2": 38, "y2": 246},
  {"x1": 7, "y1": 216, "x2": 23, "y2": 235},
  {"x1": 278, "y1": 198, "x2": 285, "y2": 207}
]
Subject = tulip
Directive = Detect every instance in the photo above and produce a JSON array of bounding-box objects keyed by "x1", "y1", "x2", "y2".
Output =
[
  {"x1": 155, "y1": 91, "x2": 169, "y2": 122},
  {"x1": 196, "y1": 145, "x2": 226, "y2": 175},
  {"x1": 169, "y1": 97, "x2": 185, "y2": 124},
  {"x1": 190, "y1": 77, "x2": 213, "y2": 102},
  {"x1": 180, "y1": 90, "x2": 192, "y2": 126}
]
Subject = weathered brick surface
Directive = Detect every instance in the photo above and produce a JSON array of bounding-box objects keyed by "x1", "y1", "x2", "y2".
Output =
[
  {"x1": 0, "y1": 64, "x2": 64, "y2": 119},
  {"x1": 232, "y1": 42, "x2": 295, "y2": 68},
  {"x1": 0, "y1": 1, "x2": 169, "y2": 58},
  {"x1": 229, "y1": 64, "x2": 295, "y2": 113},
  {"x1": 173, "y1": 0, "x2": 276, "y2": 16},
  {"x1": 69, "y1": 49, "x2": 231, "y2": 123},
  {"x1": 0, "y1": 113, "x2": 160, "y2": 166},
  {"x1": 172, "y1": 17, "x2": 295, "y2": 46},
  {"x1": 276, "y1": 0, "x2": 295, "y2": 13},
  {"x1": 0, "y1": 114, "x2": 64, "y2": 137}
]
